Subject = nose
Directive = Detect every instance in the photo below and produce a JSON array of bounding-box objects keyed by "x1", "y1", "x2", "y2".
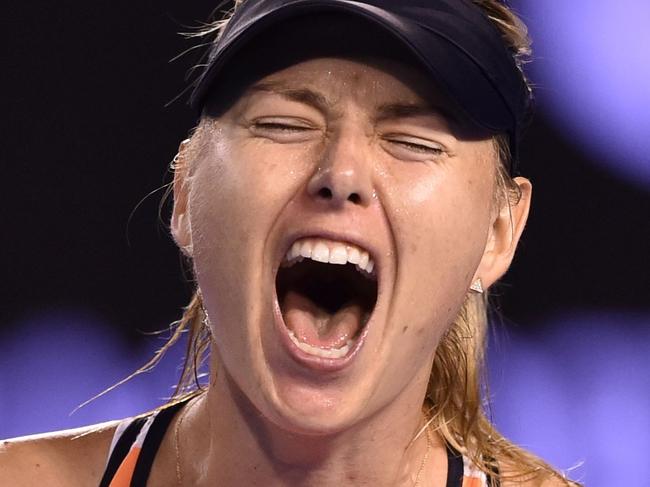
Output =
[{"x1": 307, "y1": 132, "x2": 374, "y2": 208}]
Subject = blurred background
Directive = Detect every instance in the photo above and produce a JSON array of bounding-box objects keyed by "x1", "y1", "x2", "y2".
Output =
[{"x1": 1, "y1": 1, "x2": 648, "y2": 485}]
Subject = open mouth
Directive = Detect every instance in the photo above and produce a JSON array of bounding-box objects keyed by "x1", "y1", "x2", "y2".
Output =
[{"x1": 275, "y1": 238, "x2": 379, "y2": 359}]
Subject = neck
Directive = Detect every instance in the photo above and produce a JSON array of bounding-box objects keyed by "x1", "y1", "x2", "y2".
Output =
[{"x1": 180, "y1": 364, "x2": 445, "y2": 486}]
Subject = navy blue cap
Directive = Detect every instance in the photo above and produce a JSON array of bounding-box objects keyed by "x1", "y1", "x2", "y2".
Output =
[{"x1": 190, "y1": 0, "x2": 532, "y2": 173}]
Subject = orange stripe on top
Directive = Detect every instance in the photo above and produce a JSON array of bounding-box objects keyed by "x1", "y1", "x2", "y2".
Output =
[
  {"x1": 108, "y1": 446, "x2": 142, "y2": 487},
  {"x1": 462, "y1": 476, "x2": 484, "y2": 487},
  {"x1": 106, "y1": 413, "x2": 155, "y2": 487}
]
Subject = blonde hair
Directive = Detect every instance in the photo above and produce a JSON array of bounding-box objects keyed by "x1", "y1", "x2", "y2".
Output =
[{"x1": 136, "y1": 1, "x2": 580, "y2": 485}]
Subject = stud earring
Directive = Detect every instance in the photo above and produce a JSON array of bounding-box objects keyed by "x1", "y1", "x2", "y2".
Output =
[
  {"x1": 470, "y1": 278, "x2": 484, "y2": 294},
  {"x1": 181, "y1": 243, "x2": 193, "y2": 258}
]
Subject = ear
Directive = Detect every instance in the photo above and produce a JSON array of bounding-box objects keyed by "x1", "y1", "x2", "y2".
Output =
[
  {"x1": 473, "y1": 177, "x2": 532, "y2": 289},
  {"x1": 170, "y1": 138, "x2": 193, "y2": 257}
]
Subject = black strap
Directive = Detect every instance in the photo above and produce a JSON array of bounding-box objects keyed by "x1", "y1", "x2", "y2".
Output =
[
  {"x1": 130, "y1": 401, "x2": 187, "y2": 487},
  {"x1": 446, "y1": 444, "x2": 465, "y2": 487},
  {"x1": 446, "y1": 444, "x2": 501, "y2": 487},
  {"x1": 98, "y1": 416, "x2": 148, "y2": 487}
]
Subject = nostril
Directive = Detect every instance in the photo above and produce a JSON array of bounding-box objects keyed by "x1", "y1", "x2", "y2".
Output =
[
  {"x1": 348, "y1": 193, "x2": 361, "y2": 205},
  {"x1": 318, "y1": 187, "x2": 333, "y2": 199}
]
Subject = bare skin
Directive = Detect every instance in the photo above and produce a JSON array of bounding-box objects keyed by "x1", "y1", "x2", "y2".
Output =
[
  {"x1": 0, "y1": 422, "x2": 117, "y2": 486},
  {"x1": 0, "y1": 57, "x2": 549, "y2": 486}
]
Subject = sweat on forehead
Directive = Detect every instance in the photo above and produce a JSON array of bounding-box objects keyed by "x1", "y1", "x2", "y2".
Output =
[{"x1": 235, "y1": 59, "x2": 487, "y2": 144}]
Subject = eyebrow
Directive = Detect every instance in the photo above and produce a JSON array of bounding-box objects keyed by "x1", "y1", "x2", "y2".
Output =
[
  {"x1": 375, "y1": 102, "x2": 452, "y2": 123},
  {"x1": 249, "y1": 81, "x2": 334, "y2": 113}
]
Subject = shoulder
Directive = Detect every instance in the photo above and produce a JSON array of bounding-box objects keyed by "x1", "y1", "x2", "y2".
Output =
[{"x1": 0, "y1": 421, "x2": 119, "y2": 487}]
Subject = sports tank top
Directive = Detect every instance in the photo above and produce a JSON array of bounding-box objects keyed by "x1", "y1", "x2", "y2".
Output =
[{"x1": 99, "y1": 400, "x2": 498, "y2": 487}]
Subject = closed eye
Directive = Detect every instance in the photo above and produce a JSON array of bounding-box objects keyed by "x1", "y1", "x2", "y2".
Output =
[
  {"x1": 385, "y1": 135, "x2": 446, "y2": 157},
  {"x1": 253, "y1": 122, "x2": 311, "y2": 132},
  {"x1": 249, "y1": 118, "x2": 320, "y2": 143},
  {"x1": 391, "y1": 139, "x2": 444, "y2": 155}
]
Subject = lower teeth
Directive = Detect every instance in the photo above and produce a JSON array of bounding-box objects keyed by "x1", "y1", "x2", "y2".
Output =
[{"x1": 288, "y1": 331, "x2": 352, "y2": 358}]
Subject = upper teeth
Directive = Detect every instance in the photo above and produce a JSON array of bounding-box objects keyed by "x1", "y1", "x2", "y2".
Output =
[{"x1": 283, "y1": 238, "x2": 376, "y2": 276}]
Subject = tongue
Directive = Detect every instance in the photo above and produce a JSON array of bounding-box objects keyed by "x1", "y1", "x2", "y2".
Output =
[{"x1": 282, "y1": 290, "x2": 363, "y2": 349}]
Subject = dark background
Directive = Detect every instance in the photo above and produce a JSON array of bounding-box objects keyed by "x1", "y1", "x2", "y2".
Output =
[{"x1": 3, "y1": 1, "x2": 648, "y2": 338}]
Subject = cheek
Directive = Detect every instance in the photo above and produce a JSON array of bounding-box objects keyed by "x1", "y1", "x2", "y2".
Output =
[
  {"x1": 189, "y1": 136, "x2": 300, "y2": 249},
  {"x1": 393, "y1": 164, "x2": 492, "y2": 259},
  {"x1": 187, "y1": 134, "x2": 317, "y2": 315},
  {"x1": 384, "y1": 160, "x2": 493, "y2": 343}
]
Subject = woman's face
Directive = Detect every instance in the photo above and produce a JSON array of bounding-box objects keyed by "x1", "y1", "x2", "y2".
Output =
[{"x1": 176, "y1": 56, "x2": 503, "y2": 434}]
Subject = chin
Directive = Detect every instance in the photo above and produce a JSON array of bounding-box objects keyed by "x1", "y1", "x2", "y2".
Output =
[{"x1": 263, "y1": 379, "x2": 370, "y2": 436}]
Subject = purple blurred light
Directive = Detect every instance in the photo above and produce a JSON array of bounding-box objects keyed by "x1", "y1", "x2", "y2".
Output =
[
  {"x1": 489, "y1": 311, "x2": 650, "y2": 487},
  {"x1": 514, "y1": 0, "x2": 650, "y2": 187},
  {"x1": 0, "y1": 310, "x2": 185, "y2": 438}
]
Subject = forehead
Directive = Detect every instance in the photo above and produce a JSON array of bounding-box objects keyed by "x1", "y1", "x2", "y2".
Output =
[
  {"x1": 224, "y1": 56, "x2": 472, "y2": 142},
  {"x1": 250, "y1": 56, "x2": 441, "y2": 106}
]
